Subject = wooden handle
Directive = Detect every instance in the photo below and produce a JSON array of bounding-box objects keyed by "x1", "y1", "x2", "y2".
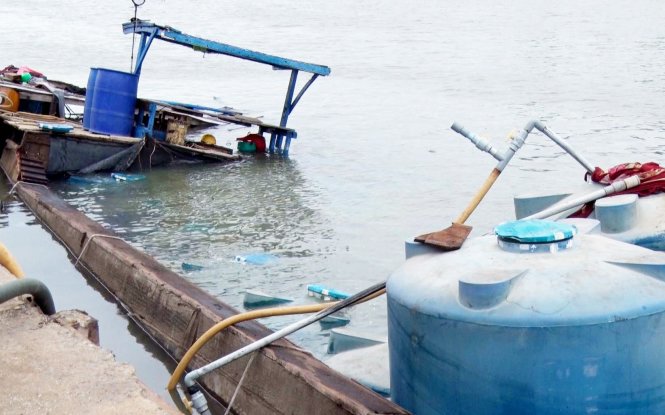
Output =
[{"x1": 454, "y1": 168, "x2": 501, "y2": 224}]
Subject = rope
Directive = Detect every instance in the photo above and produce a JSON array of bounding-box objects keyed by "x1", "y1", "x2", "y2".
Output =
[
  {"x1": 223, "y1": 352, "x2": 256, "y2": 415},
  {"x1": 74, "y1": 233, "x2": 125, "y2": 266},
  {"x1": 130, "y1": 0, "x2": 146, "y2": 72},
  {"x1": 148, "y1": 139, "x2": 157, "y2": 168},
  {"x1": 8, "y1": 181, "x2": 49, "y2": 195}
]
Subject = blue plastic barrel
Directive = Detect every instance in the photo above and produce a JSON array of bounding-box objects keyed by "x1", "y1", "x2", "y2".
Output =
[
  {"x1": 86, "y1": 68, "x2": 139, "y2": 136},
  {"x1": 82, "y1": 68, "x2": 98, "y2": 130}
]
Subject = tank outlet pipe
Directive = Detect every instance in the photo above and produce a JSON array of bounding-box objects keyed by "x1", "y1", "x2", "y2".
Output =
[
  {"x1": 0, "y1": 278, "x2": 56, "y2": 315},
  {"x1": 532, "y1": 121, "x2": 595, "y2": 174},
  {"x1": 453, "y1": 120, "x2": 596, "y2": 174},
  {"x1": 451, "y1": 122, "x2": 504, "y2": 161},
  {"x1": 183, "y1": 281, "x2": 386, "y2": 414},
  {"x1": 496, "y1": 121, "x2": 534, "y2": 172},
  {"x1": 452, "y1": 122, "x2": 533, "y2": 225},
  {"x1": 523, "y1": 175, "x2": 641, "y2": 220}
]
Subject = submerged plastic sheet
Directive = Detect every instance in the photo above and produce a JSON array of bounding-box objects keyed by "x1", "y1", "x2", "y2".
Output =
[
  {"x1": 48, "y1": 138, "x2": 142, "y2": 174},
  {"x1": 181, "y1": 262, "x2": 204, "y2": 272},
  {"x1": 234, "y1": 253, "x2": 278, "y2": 265}
]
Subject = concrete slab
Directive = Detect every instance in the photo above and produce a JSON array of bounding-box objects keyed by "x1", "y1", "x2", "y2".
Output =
[{"x1": 0, "y1": 266, "x2": 177, "y2": 415}]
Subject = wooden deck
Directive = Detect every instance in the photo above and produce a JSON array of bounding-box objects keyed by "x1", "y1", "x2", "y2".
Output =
[{"x1": 0, "y1": 111, "x2": 141, "y2": 145}]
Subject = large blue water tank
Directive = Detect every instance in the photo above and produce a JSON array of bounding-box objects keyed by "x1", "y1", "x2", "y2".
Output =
[
  {"x1": 84, "y1": 67, "x2": 139, "y2": 136},
  {"x1": 388, "y1": 222, "x2": 665, "y2": 415}
]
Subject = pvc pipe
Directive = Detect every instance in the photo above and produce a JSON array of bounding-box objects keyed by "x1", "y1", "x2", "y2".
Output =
[
  {"x1": 523, "y1": 175, "x2": 641, "y2": 220},
  {"x1": 450, "y1": 122, "x2": 504, "y2": 161},
  {"x1": 183, "y1": 283, "x2": 386, "y2": 414},
  {"x1": 452, "y1": 119, "x2": 596, "y2": 174},
  {"x1": 0, "y1": 278, "x2": 56, "y2": 315},
  {"x1": 496, "y1": 122, "x2": 532, "y2": 172},
  {"x1": 532, "y1": 121, "x2": 595, "y2": 173},
  {"x1": 167, "y1": 302, "x2": 337, "y2": 392},
  {"x1": 185, "y1": 282, "x2": 386, "y2": 388}
]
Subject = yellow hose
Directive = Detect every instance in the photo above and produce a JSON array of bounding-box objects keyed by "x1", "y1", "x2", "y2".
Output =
[
  {"x1": 167, "y1": 288, "x2": 386, "y2": 392},
  {"x1": 0, "y1": 242, "x2": 25, "y2": 278}
]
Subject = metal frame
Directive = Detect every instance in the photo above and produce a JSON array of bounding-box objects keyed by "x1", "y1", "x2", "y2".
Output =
[{"x1": 123, "y1": 20, "x2": 330, "y2": 155}]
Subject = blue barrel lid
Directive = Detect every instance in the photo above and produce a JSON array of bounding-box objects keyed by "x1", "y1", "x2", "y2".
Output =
[{"x1": 494, "y1": 219, "x2": 577, "y2": 243}]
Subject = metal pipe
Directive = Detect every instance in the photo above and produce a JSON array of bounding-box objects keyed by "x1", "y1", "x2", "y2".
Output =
[
  {"x1": 450, "y1": 122, "x2": 504, "y2": 161},
  {"x1": 532, "y1": 121, "x2": 595, "y2": 173},
  {"x1": 523, "y1": 175, "x2": 641, "y2": 220},
  {"x1": 0, "y1": 278, "x2": 56, "y2": 315},
  {"x1": 185, "y1": 281, "x2": 385, "y2": 387},
  {"x1": 183, "y1": 282, "x2": 386, "y2": 414}
]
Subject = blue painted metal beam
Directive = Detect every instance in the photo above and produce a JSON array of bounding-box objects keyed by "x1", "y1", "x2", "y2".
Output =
[
  {"x1": 134, "y1": 28, "x2": 158, "y2": 75},
  {"x1": 291, "y1": 73, "x2": 319, "y2": 112},
  {"x1": 280, "y1": 70, "x2": 299, "y2": 127},
  {"x1": 123, "y1": 21, "x2": 331, "y2": 76}
]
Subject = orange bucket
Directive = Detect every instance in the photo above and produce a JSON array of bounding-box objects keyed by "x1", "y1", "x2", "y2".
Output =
[{"x1": 0, "y1": 87, "x2": 19, "y2": 112}]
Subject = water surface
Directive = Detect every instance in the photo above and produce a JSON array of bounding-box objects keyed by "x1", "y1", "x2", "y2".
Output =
[{"x1": 3, "y1": 0, "x2": 665, "y2": 396}]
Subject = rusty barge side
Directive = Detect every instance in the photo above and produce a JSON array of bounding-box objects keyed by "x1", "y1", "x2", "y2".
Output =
[{"x1": 13, "y1": 183, "x2": 408, "y2": 415}]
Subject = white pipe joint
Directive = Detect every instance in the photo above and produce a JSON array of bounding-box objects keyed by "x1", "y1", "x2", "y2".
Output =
[
  {"x1": 450, "y1": 122, "x2": 504, "y2": 161},
  {"x1": 497, "y1": 125, "x2": 530, "y2": 172},
  {"x1": 189, "y1": 388, "x2": 211, "y2": 415}
]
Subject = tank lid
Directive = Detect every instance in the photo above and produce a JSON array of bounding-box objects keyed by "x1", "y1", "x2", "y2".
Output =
[{"x1": 495, "y1": 219, "x2": 577, "y2": 243}]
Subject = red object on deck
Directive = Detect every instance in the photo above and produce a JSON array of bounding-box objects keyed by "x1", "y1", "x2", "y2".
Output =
[
  {"x1": 570, "y1": 162, "x2": 665, "y2": 218},
  {"x1": 589, "y1": 162, "x2": 665, "y2": 197},
  {"x1": 237, "y1": 134, "x2": 266, "y2": 152}
]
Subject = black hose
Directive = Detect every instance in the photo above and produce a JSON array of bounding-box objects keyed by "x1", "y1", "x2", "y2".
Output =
[{"x1": 0, "y1": 278, "x2": 56, "y2": 315}]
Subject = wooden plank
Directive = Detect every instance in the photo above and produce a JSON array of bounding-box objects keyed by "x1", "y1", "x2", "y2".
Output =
[
  {"x1": 160, "y1": 141, "x2": 239, "y2": 161},
  {"x1": 0, "y1": 112, "x2": 141, "y2": 145},
  {"x1": 0, "y1": 80, "x2": 85, "y2": 106}
]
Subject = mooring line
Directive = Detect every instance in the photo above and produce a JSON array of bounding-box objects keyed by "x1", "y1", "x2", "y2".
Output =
[
  {"x1": 8, "y1": 181, "x2": 49, "y2": 195},
  {"x1": 75, "y1": 233, "x2": 125, "y2": 266},
  {"x1": 223, "y1": 352, "x2": 257, "y2": 415}
]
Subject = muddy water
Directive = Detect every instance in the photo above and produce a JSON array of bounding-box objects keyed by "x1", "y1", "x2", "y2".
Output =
[{"x1": 3, "y1": 0, "x2": 665, "y2": 403}]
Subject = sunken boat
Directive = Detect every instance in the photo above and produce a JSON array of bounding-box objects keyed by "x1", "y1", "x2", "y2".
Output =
[{"x1": 0, "y1": 19, "x2": 330, "y2": 184}]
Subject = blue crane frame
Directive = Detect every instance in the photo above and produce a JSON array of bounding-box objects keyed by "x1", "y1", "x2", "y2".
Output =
[{"x1": 122, "y1": 20, "x2": 331, "y2": 155}]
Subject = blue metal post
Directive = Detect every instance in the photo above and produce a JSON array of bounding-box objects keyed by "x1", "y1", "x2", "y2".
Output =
[
  {"x1": 133, "y1": 29, "x2": 158, "y2": 75},
  {"x1": 280, "y1": 70, "x2": 299, "y2": 127},
  {"x1": 283, "y1": 135, "x2": 293, "y2": 155},
  {"x1": 275, "y1": 70, "x2": 299, "y2": 153},
  {"x1": 146, "y1": 103, "x2": 157, "y2": 138},
  {"x1": 269, "y1": 133, "x2": 277, "y2": 153}
]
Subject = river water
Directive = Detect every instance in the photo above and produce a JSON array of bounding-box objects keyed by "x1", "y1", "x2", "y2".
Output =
[{"x1": 3, "y1": 0, "x2": 665, "y2": 401}]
